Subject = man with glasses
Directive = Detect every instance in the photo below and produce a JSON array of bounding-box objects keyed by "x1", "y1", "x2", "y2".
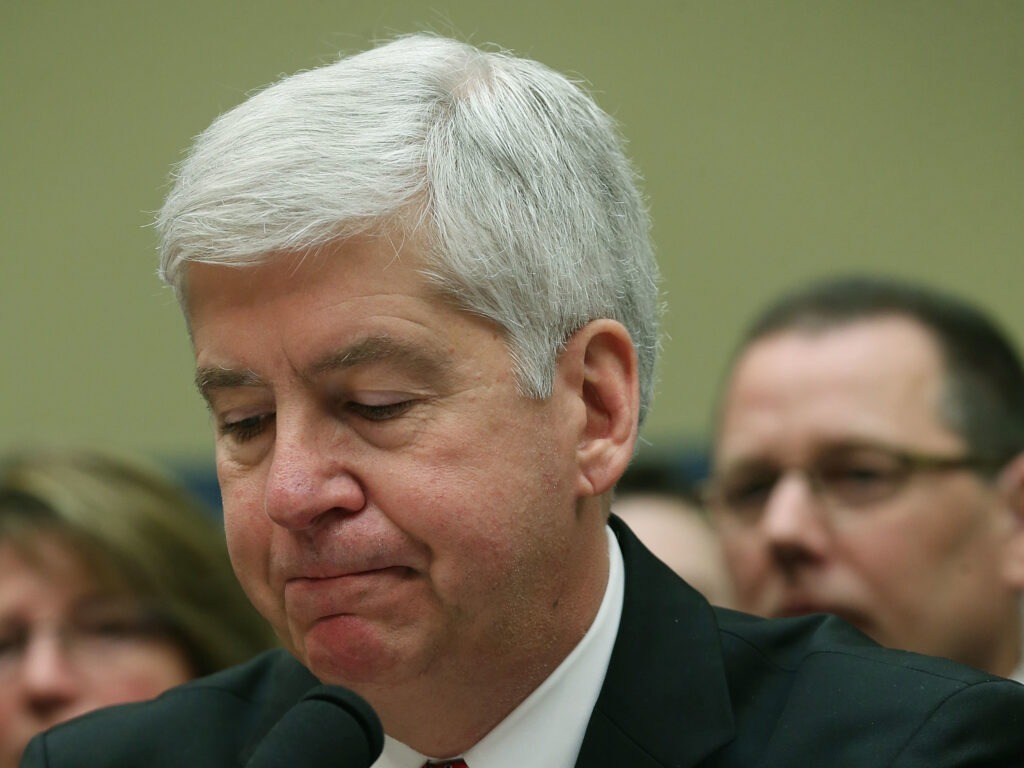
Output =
[{"x1": 706, "y1": 274, "x2": 1024, "y2": 680}]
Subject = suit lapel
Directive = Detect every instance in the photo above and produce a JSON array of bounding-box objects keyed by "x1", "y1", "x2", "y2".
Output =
[{"x1": 576, "y1": 517, "x2": 735, "y2": 768}]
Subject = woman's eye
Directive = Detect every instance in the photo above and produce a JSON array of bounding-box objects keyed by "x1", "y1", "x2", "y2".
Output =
[
  {"x1": 0, "y1": 629, "x2": 25, "y2": 657},
  {"x1": 77, "y1": 618, "x2": 147, "y2": 639}
]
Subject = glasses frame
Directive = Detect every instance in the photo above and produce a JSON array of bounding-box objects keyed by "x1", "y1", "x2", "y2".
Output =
[
  {"x1": 703, "y1": 440, "x2": 1006, "y2": 525},
  {"x1": 0, "y1": 600, "x2": 179, "y2": 678}
]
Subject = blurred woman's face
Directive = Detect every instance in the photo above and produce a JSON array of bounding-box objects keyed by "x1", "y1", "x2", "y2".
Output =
[{"x1": 0, "y1": 535, "x2": 194, "y2": 768}]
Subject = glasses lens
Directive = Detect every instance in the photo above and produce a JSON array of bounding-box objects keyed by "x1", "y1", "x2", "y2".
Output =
[
  {"x1": 0, "y1": 599, "x2": 175, "y2": 676},
  {"x1": 814, "y1": 448, "x2": 908, "y2": 508},
  {"x1": 0, "y1": 624, "x2": 28, "y2": 668},
  {"x1": 712, "y1": 468, "x2": 780, "y2": 521}
]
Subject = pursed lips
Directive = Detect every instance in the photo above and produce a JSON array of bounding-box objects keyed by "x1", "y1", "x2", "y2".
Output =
[
  {"x1": 281, "y1": 543, "x2": 417, "y2": 584},
  {"x1": 283, "y1": 565, "x2": 416, "y2": 621}
]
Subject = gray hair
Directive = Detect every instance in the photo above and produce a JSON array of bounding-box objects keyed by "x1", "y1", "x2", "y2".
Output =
[{"x1": 156, "y1": 34, "x2": 661, "y2": 422}]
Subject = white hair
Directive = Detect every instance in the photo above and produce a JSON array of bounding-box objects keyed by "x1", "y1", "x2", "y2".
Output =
[{"x1": 157, "y1": 34, "x2": 661, "y2": 421}]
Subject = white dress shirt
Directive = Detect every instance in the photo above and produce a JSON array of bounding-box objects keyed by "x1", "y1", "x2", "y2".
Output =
[
  {"x1": 374, "y1": 526, "x2": 625, "y2": 768},
  {"x1": 1010, "y1": 652, "x2": 1024, "y2": 684}
]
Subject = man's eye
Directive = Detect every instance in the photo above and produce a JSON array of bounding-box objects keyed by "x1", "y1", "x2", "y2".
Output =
[
  {"x1": 346, "y1": 400, "x2": 415, "y2": 422},
  {"x1": 839, "y1": 466, "x2": 887, "y2": 482},
  {"x1": 221, "y1": 414, "x2": 273, "y2": 442},
  {"x1": 719, "y1": 473, "x2": 778, "y2": 513},
  {"x1": 731, "y1": 478, "x2": 775, "y2": 504},
  {"x1": 824, "y1": 463, "x2": 895, "y2": 488},
  {"x1": 820, "y1": 462, "x2": 902, "y2": 503}
]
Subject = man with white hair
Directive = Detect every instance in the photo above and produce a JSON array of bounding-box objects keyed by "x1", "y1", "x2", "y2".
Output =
[{"x1": 23, "y1": 36, "x2": 1024, "y2": 767}]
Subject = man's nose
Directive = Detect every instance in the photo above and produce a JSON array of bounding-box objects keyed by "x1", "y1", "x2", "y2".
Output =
[
  {"x1": 263, "y1": 422, "x2": 367, "y2": 530},
  {"x1": 760, "y1": 472, "x2": 831, "y2": 566}
]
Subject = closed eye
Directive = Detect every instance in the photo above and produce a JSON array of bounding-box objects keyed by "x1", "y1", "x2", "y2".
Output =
[
  {"x1": 220, "y1": 413, "x2": 274, "y2": 443},
  {"x1": 346, "y1": 400, "x2": 416, "y2": 422}
]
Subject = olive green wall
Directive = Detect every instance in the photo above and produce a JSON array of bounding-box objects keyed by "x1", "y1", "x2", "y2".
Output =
[{"x1": 4, "y1": 2, "x2": 1022, "y2": 466}]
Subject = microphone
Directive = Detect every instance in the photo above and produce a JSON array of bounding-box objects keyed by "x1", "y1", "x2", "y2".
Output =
[{"x1": 246, "y1": 684, "x2": 384, "y2": 767}]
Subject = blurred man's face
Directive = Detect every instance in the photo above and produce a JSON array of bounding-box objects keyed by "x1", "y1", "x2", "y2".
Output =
[
  {"x1": 710, "y1": 316, "x2": 1021, "y2": 675},
  {"x1": 185, "y1": 236, "x2": 606, "y2": 702}
]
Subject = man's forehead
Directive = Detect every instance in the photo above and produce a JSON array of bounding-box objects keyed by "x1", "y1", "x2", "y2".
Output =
[
  {"x1": 716, "y1": 318, "x2": 958, "y2": 462},
  {"x1": 183, "y1": 254, "x2": 325, "y2": 305},
  {"x1": 742, "y1": 316, "x2": 942, "y2": 372},
  {"x1": 726, "y1": 318, "x2": 948, "y2": 413},
  {"x1": 182, "y1": 235, "x2": 430, "y2": 299}
]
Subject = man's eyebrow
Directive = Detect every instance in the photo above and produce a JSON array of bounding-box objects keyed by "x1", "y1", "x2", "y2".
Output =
[
  {"x1": 308, "y1": 336, "x2": 449, "y2": 380},
  {"x1": 194, "y1": 337, "x2": 450, "y2": 401},
  {"x1": 195, "y1": 367, "x2": 265, "y2": 400}
]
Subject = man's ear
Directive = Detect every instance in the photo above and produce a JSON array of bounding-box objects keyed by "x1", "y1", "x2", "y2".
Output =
[
  {"x1": 998, "y1": 453, "x2": 1024, "y2": 588},
  {"x1": 557, "y1": 319, "x2": 640, "y2": 498}
]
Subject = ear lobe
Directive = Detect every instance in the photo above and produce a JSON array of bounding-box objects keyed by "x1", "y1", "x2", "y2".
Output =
[{"x1": 561, "y1": 320, "x2": 640, "y2": 498}]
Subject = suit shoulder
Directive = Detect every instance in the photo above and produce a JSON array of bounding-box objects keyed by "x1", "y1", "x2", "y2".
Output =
[
  {"x1": 714, "y1": 609, "x2": 1024, "y2": 764},
  {"x1": 22, "y1": 649, "x2": 316, "y2": 767},
  {"x1": 715, "y1": 606, "x2": 1012, "y2": 688},
  {"x1": 179, "y1": 647, "x2": 312, "y2": 702}
]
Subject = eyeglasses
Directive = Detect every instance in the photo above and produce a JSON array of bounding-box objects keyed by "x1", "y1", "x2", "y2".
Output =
[
  {"x1": 0, "y1": 599, "x2": 175, "y2": 679},
  {"x1": 703, "y1": 441, "x2": 1004, "y2": 525}
]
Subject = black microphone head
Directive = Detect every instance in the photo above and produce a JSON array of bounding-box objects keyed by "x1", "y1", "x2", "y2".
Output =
[{"x1": 246, "y1": 684, "x2": 384, "y2": 768}]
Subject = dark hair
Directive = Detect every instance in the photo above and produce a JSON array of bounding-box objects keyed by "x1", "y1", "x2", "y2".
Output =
[{"x1": 731, "y1": 275, "x2": 1024, "y2": 466}]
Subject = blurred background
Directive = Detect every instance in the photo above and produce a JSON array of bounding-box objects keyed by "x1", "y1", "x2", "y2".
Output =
[{"x1": 3, "y1": 1, "x2": 1021, "y2": 496}]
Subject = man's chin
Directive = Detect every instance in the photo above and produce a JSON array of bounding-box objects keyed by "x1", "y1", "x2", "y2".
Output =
[{"x1": 301, "y1": 614, "x2": 405, "y2": 686}]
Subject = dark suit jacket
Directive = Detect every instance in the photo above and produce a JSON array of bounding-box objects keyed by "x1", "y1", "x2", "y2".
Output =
[{"x1": 21, "y1": 517, "x2": 1024, "y2": 767}]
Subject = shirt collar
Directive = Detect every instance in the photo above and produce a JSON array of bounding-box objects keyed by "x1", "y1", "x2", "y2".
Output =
[
  {"x1": 375, "y1": 525, "x2": 624, "y2": 768},
  {"x1": 1010, "y1": 646, "x2": 1024, "y2": 684}
]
